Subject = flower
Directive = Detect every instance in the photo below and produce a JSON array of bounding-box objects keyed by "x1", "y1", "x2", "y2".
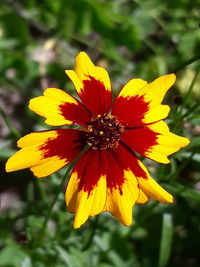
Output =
[{"x1": 6, "y1": 52, "x2": 189, "y2": 228}]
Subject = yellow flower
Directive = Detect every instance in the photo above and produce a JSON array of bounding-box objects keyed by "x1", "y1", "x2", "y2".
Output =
[{"x1": 6, "y1": 52, "x2": 189, "y2": 228}]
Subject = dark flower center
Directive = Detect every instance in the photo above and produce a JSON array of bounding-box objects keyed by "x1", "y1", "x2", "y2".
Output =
[{"x1": 85, "y1": 114, "x2": 124, "y2": 150}]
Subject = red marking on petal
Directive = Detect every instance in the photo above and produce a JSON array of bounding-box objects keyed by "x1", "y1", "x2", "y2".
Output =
[
  {"x1": 79, "y1": 76, "x2": 112, "y2": 115},
  {"x1": 121, "y1": 126, "x2": 158, "y2": 156},
  {"x1": 72, "y1": 143, "x2": 147, "y2": 196},
  {"x1": 116, "y1": 144, "x2": 148, "y2": 179},
  {"x1": 101, "y1": 150, "x2": 125, "y2": 195},
  {"x1": 59, "y1": 101, "x2": 91, "y2": 125},
  {"x1": 112, "y1": 95, "x2": 149, "y2": 127},
  {"x1": 73, "y1": 149, "x2": 125, "y2": 195},
  {"x1": 74, "y1": 150, "x2": 102, "y2": 194},
  {"x1": 40, "y1": 129, "x2": 86, "y2": 161}
]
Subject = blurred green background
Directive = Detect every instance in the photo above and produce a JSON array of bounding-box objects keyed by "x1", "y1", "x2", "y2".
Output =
[{"x1": 0, "y1": 0, "x2": 200, "y2": 266}]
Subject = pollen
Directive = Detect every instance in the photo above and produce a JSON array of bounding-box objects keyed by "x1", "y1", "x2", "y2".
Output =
[
  {"x1": 85, "y1": 114, "x2": 124, "y2": 150},
  {"x1": 88, "y1": 125, "x2": 93, "y2": 132}
]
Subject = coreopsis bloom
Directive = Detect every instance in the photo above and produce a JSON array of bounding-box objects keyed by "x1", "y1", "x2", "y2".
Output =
[{"x1": 6, "y1": 52, "x2": 189, "y2": 228}]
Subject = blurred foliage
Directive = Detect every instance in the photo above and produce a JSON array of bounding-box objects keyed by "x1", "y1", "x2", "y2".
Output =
[{"x1": 0, "y1": 0, "x2": 200, "y2": 266}]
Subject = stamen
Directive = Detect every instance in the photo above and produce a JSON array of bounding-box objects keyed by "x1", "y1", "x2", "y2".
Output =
[
  {"x1": 85, "y1": 114, "x2": 124, "y2": 150},
  {"x1": 88, "y1": 125, "x2": 93, "y2": 132}
]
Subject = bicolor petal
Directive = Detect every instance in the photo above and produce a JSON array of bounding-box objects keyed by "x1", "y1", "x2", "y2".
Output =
[
  {"x1": 65, "y1": 150, "x2": 107, "y2": 228},
  {"x1": 6, "y1": 129, "x2": 85, "y2": 177},
  {"x1": 112, "y1": 74, "x2": 175, "y2": 126},
  {"x1": 115, "y1": 144, "x2": 172, "y2": 203},
  {"x1": 103, "y1": 169, "x2": 139, "y2": 226},
  {"x1": 66, "y1": 146, "x2": 141, "y2": 228},
  {"x1": 121, "y1": 120, "x2": 190, "y2": 164},
  {"x1": 65, "y1": 52, "x2": 112, "y2": 115},
  {"x1": 101, "y1": 145, "x2": 141, "y2": 226},
  {"x1": 29, "y1": 88, "x2": 91, "y2": 126}
]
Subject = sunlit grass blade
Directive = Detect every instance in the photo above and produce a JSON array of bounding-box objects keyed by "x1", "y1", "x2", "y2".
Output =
[
  {"x1": 183, "y1": 66, "x2": 200, "y2": 104},
  {"x1": 158, "y1": 213, "x2": 173, "y2": 267}
]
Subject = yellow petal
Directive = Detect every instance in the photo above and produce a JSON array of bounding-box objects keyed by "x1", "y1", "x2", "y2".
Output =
[
  {"x1": 117, "y1": 78, "x2": 147, "y2": 98},
  {"x1": 6, "y1": 144, "x2": 44, "y2": 173},
  {"x1": 137, "y1": 161, "x2": 173, "y2": 203},
  {"x1": 104, "y1": 170, "x2": 139, "y2": 226},
  {"x1": 29, "y1": 88, "x2": 90, "y2": 126},
  {"x1": 65, "y1": 171, "x2": 79, "y2": 213},
  {"x1": 6, "y1": 144, "x2": 67, "y2": 178},
  {"x1": 136, "y1": 189, "x2": 149, "y2": 204},
  {"x1": 66, "y1": 52, "x2": 112, "y2": 115},
  {"x1": 145, "y1": 121, "x2": 190, "y2": 163},
  {"x1": 65, "y1": 70, "x2": 83, "y2": 93},
  {"x1": 17, "y1": 131, "x2": 57, "y2": 148},
  {"x1": 30, "y1": 157, "x2": 66, "y2": 177},
  {"x1": 139, "y1": 177, "x2": 173, "y2": 203},
  {"x1": 142, "y1": 104, "x2": 170, "y2": 124},
  {"x1": 139, "y1": 74, "x2": 176, "y2": 108},
  {"x1": 75, "y1": 52, "x2": 111, "y2": 91},
  {"x1": 66, "y1": 52, "x2": 111, "y2": 94},
  {"x1": 66, "y1": 172, "x2": 107, "y2": 229},
  {"x1": 112, "y1": 75, "x2": 174, "y2": 126},
  {"x1": 6, "y1": 130, "x2": 82, "y2": 178},
  {"x1": 122, "y1": 119, "x2": 190, "y2": 164}
]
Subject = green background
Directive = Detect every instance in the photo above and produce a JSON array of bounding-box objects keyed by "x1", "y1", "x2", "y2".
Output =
[{"x1": 0, "y1": 0, "x2": 200, "y2": 266}]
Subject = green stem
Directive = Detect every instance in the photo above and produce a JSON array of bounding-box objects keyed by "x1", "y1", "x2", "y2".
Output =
[
  {"x1": 181, "y1": 102, "x2": 200, "y2": 119},
  {"x1": 36, "y1": 179, "x2": 48, "y2": 204},
  {"x1": 31, "y1": 146, "x2": 89, "y2": 248},
  {"x1": 172, "y1": 55, "x2": 200, "y2": 73},
  {"x1": 183, "y1": 65, "x2": 200, "y2": 103},
  {"x1": 0, "y1": 105, "x2": 21, "y2": 139},
  {"x1": 176, "y1": 177, "x2": 200, "y2": 195},
  {"x1": 166, "y1": 149, "x2": 197, "y2": 181},
  {"x1": 27, "y1": 182, "x2": 34, "y2": 203},
  {"x1": 31, "y1": 164, "x2": 73, "y2": 248},
  {"x1": 126, "y1": 201, "x2": 158, "y2": 237},
  {"x1": 82, "y1": 216, "x2": 99, "y2": 251}
]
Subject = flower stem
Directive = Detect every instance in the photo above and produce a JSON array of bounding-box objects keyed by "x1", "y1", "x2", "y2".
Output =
[
  {"x1": 0, "y1": 105, "x2": 21, "y2": 139},
  {"x1": 82, "y1": 216, "x2": 99, "y2": 251},
  {"x1": 183, "y1": 65, "x2": 200, "y2": 103},
  {"x1": 31, "y1": 146, "x2": 89, "y2": 248},
  {"x1": 172, "y1": 55, "x2": 200, "y2": 73},
  {"x1": 31, "y1": 164, "x2": 73, "y2": 248}
]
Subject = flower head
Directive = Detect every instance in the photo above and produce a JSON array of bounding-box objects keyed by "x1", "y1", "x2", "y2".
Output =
[{"x1": 6, "y1": 52, "x2": 189, "y2": 228}]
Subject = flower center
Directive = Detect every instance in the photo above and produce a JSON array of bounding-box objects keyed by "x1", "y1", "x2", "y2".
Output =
[{"x1": 85, "y1": 114, "x2": 124, "y2": 150}]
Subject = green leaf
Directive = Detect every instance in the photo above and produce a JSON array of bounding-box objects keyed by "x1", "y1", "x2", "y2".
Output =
[
  {"x1": 166, "y1": 182, "x2": 200, "y2": 202},
  {"x1": 0, "y1": 244, "x2": 28, "y2": 266},
  {"x1": 54, "y1": 245, "x2": 73, "y2": 267},
  {"x1": 0, "y1": 38, "x2": 18, "y2": 49},
  {"x1": 190, "y1": 115, "x2": 200, "y2": 126},
  {"x1": 188, "y1": 136, "x2": 200, "y2": 149},
  {"x1": 108, "y1": 251, "x2": 127, "y2": 267},
  {"x1": 0, "y1": 149, "x2": 16, "y2": 159}
]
